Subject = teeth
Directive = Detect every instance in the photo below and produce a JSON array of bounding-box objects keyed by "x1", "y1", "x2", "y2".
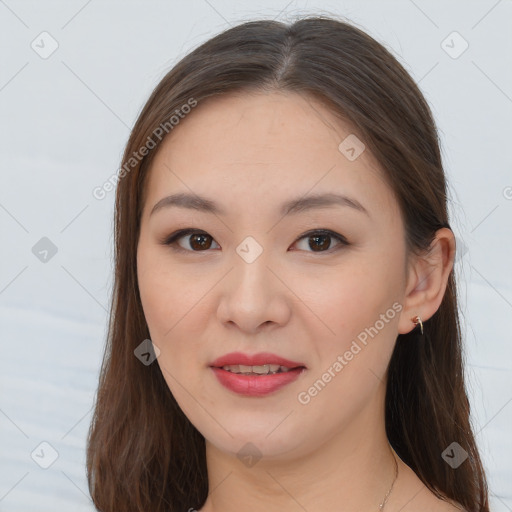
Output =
[
  {"x1": 221, "y1": 364, "x2": 293, "y2": 375},
  {"x1": 240, "y1": 364, "x2": 258, "y2": 374}
]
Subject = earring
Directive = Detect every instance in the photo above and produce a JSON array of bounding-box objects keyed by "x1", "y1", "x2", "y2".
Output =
[{"x1": 412, "y1": 315, "x2": 423, "y2": 335}]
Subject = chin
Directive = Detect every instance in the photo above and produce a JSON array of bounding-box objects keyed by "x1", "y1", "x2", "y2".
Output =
[{"x1": 200, "y1": 420, "x2": 307, "y2": 461}]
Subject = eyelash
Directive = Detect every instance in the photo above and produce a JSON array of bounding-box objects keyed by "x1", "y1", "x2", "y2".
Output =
[{"x1": 161, "y1": 228, "x2": 349, "y2": 255}]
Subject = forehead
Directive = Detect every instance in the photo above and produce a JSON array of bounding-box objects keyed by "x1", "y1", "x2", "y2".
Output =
[{"x1": 142, "y1": 91, "x2": 398, "y2": 223}]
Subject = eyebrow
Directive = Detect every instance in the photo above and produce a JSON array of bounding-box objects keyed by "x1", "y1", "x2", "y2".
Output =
[{"x1": 149, "y1": 192, "x2": 370, "y2": 218}]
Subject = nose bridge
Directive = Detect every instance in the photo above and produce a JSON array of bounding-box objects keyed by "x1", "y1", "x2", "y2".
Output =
[
  {"x1": 217, "y1": 234, "x2": 290, "y2": 331},
  {"x1": 231, "y1": 234, "x2": 273, "y2": 301}
]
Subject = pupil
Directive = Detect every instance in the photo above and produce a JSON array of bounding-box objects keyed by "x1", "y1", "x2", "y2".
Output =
[
  {"x1": 310, "y1": 234, "x2": 330, "y2": 251},
  {"x1": 190, "y1": 233, "x2": 211, "y2": 250}
]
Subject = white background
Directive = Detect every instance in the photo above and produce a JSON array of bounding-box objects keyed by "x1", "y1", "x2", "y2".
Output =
[{"x1": 0, "y1": 1, "x2": 511, "y2": 510}]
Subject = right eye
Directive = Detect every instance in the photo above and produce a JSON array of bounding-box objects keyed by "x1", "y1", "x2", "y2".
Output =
[{"x1": 162, "y1": 229, "x2": 220, "y2": 252}]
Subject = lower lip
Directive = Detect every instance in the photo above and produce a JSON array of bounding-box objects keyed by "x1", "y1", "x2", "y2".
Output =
[{"x1": 211, "y1": 367, "x2": 305, "y2": 396}]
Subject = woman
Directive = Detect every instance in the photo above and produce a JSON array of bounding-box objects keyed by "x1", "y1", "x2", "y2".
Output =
[{"x1": 86, "y1": 15, "x2": 490, "y2": 512}]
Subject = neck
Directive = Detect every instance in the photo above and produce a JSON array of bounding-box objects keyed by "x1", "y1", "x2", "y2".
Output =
[{"x1": 199, "y1": 383, "x2": 399, "y2": 512}]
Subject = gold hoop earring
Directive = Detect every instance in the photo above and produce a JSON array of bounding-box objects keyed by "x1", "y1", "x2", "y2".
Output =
[{"x1": 412, "y1": 315, "x2": 423, "y2": 335}]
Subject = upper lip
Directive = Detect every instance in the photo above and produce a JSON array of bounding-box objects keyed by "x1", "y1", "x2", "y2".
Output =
[{"x1": 210, "y1": 352, "x2": 306, "y2": 369}]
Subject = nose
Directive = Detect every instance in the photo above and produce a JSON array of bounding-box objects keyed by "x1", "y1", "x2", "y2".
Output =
[{"x1": 216, "y1": 251, "x2": 292, "y2": 334}]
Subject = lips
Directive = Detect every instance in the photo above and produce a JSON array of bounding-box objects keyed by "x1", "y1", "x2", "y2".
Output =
[
  {"x1": 209, "y1": 352, "x2": 307, "y2": 396},
  {"x1": 210, "y1": 351, "x2": 306, "y2": 369}
]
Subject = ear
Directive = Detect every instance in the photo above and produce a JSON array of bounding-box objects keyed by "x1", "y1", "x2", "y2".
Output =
[{"x1": 397, "y1": 227, "x2": 456, "y2": 335}]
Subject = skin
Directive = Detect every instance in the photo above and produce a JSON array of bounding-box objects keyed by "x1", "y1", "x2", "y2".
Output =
[{"x1": 136, "y1": 91, "x2": 460, "y2": 512}]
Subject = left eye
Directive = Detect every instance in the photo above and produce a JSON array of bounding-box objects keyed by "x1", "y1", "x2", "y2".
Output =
[
  {"x1": 162, "y1": 229, "x2": 349, "y2": 253},
  {"x1": 293, "y1": 230, "x2": 348, "y2": 253}
]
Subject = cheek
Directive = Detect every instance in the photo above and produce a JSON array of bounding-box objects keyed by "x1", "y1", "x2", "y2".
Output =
[
  {"x1": 293, "y1": 264, "x2": 380, "y2": 337},
  {"x1": 295, "y1": 255, "x2": 402, "y2": 368},
  {"x1": 137, "y1": 246, "x2": 213, "y2": 380},
  {"x1": 138, "y1": 243, "x2": 183, "y2": 319},
  {"x1": 138, "y1": 256, "x2": 170, "y2": 337},
  {"x1": 137, "y1": 246, "x2": 188, "y2": 348}
]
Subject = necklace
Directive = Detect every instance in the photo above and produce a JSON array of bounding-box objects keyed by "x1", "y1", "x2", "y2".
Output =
[{"x1": 378, "y1": 450, "x2": 399, "y2": 511}]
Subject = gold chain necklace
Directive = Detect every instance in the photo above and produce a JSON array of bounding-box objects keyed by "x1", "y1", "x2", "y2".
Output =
[{"x1": 378, "y1": 451, "x2": 399, "y2": 511}]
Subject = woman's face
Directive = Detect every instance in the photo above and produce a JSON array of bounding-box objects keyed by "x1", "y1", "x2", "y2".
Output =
[{"x1": 137, "y1": 91, "x2": 411, "y2": 460}]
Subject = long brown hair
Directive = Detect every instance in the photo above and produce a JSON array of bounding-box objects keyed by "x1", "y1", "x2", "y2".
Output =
[{"x1": 86, "y1": 15, "x2": 489, "y2": 512}]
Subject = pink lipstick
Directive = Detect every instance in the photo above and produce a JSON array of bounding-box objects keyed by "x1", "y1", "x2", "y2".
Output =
[{"x1": 210, "y1": 351, "x2": 306, "y2": 397}]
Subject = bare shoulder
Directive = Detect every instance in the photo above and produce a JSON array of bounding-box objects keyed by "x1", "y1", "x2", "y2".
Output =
[
  {"x1": 391, "y1": 458, "x2": 467, "y2": 512},
  {"x1": 420, "y1": 491, "x2": 467, "y2": 512},
  {"x1": 426, "y1": 494, "x2": 467, "y2": 512},
  {"x1": 395, "y1": 485, "x2": 467, "y2": 512}
]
